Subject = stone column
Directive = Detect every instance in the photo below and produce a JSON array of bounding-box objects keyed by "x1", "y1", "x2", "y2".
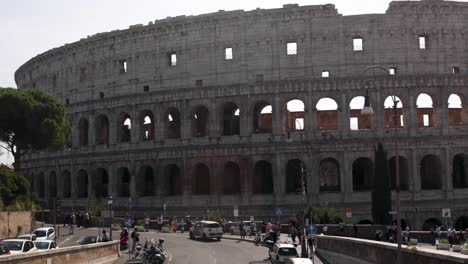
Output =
[
  {"x1": 130, "y1": 162, "x2": 137, "y2": 199},
  {"x1": 274, "y1": 153, "x2": 285, "y2": 203},
  {"x1": 70, "y1": 163, "x2": 77, "y2": 200},
  {"x1": 339, "y1": 93, "x2": 349, "y2": 137},
  {"x1": 444, "y1": 147, "x2": 453, "y2": 199},
  {"x1": 408, "y1": 95, "x2": 417, "y2": 137},
  {"x1": 154, "y1": 104, "x2": 164, "y2": 142},
  {"x1": 239, "y1": 101, "x2": 250, "y2": 137},
  {"x1": 131, "y1": 106, "x2": 140, "y2": 143},
  {"x1": 182, "y1": 101, "x2": 192, "y2": 140},
  {"x1": 272, "y1": 94, "x2": 285, "y2": 138},
  {"x1": 108, "y1": 163, "x2": 115, "y2": 197},
  {"x1": 88, "y1": 114, "x2": 95, "y2": 145},
  {"x1": 374, "y1": 90, "x2": 384, "y2": 138},
  {"x1": 342, "y1": 151, "x2": 352, "y2": 200},
  {"x1": 209, "y1": 101, "x2": 220, "y2": 138},
  {"x1": 410, "y1": 149, "x2": 420, "y2": 200},
  {"x1": 108, "y1": 113, "x2": 116, "y2": 145},
  {"x1": 440, "y1": 101, "x2": 449, "y2": 136}
]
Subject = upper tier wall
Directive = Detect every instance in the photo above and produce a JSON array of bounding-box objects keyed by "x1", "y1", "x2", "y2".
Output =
[{"x1": 14, "y1": 0, "x2": 468, "y2": 105}]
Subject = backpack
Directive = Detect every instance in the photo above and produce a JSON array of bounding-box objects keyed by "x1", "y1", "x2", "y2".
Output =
[{"x1": 131, "y1": 231, "x2": 135, "y2": 239}]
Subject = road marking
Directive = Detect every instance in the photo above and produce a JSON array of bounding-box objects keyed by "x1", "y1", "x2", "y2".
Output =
[{"x1": 58, "y1": 236, "x2": 72, "y2": 247}]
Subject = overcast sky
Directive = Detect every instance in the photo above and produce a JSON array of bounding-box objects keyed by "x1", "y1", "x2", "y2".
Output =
[{"x1": 0, "y1": 0, "x2": 461, "y2": 165}]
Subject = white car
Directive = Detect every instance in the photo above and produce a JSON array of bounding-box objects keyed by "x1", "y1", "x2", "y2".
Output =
[
  {"x1": 269, "y1": 243, "x2": 299, "y2": 264},
  {"x1": 286, "y1": 258, "x2": 313, "y2": 264},
  {"x1": 34, "y1": 240, "x2": 58, "y2": 251},
  {"x1": 1, "y1": 239, "x2": 37, "y2": 255},
  {"x1": 34, "y1": 227, "x2": 55, "y2": 241},
  {"x1": 17, "y1": 234, "x2": 37, "y2": 241},
  {"x1": 189, "y1": 220, "x2": 223, "y2": 240}
]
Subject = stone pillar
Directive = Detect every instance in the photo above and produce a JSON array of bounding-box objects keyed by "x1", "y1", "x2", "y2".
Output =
[
  {"x1": 440, "y1": 101, "x2": 449, "y2": 136},
  {"x1": 308, "y1": 153, "x2": 320, "y2": 204},
  {"x1": 130, "y1": 162, "x2": 137, "y2": 199},
  {"x1": 374, "y1": 90, "x2": 384, "y2": 138},
  {"x1": 88, "y1": 165, "x2": 94, "y2": 199},
  {"x1": 410, "y1": 149, "x2": 420, "y2": 200},
  {"x1": 70, "y1": 164, "x2": 77, "y2": 200},
  {"x1": 108, "y1": 113, "x2": 116, "y2": 145},
  {"x1": 131, "y1": 106, "x2": 140, "y2": 143},
  {"x1": 209, "y1": 101, "x2": 220, "y2": 138},
  {"x1": 339, "y1": 94, "x2": 349, "y2": 137},
  {"x1": 444, "y1": 147, "x2": 453, "y2": 199},
  {"x1": 408, "y1": 95, "x2": 417, "y2": 137},
  {"x1": 272, "y1": 94, "x2": 285, "y2": 137},
  {"x1": 239, "y1": 101, "x2": 250, "y2": 137},
  {"x1": 108, "y1": 163, "x2": 115, "y2": 197},
  {"x1": 274, "y1": 153, "x2": 285, "y2": 203},
  {"x1": 154, "y1": 105, "x2": 164, "y2": 142},
  {"x1": 342, "y1": 151, "x2": 352, "y2": 200},
  {"x1": 305, "y1": 92, "x2": 315, "y2": 136},
  {"x1": 88, "y1": 114, "x2": 95, "y2": 145},
  {"x1": 182, "y1": 101, "x2": 192, "y2": 140}
]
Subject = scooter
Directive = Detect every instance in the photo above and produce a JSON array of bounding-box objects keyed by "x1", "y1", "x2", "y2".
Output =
[{"x1": 120, "y1": 235, "x2": 129, "y2": 251}]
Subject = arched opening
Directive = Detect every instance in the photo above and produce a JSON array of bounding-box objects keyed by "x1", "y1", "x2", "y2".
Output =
[
  {"x1": 448, "y1": 94, "x2": 463, "y2": 126},
  {"x1": 192, "y1": 105, "x2": 209, "y2": 137},
  {"x1": 223, "y1": 162, "x2": 241, "y2": 194},
  {"x1": 286, "y1": 99, "x2": 305, "y2": 132},
  {"x1": 95, "y1": 115, "x2": 109, "y2": 145},
  {"x1": 222, "y1": 102, "x2": 240, "y2": 136},
  {"x1": 77, "y1": 170, "x2": 88, "y2": 198},
  {"x1": 49, "y1": 171, "x2": 57, "y2": 198},
  {"x1": 453, "y1": 154, "x2": 468, "y2": 189},
  {"x1": 93, "y1": 168, "x2": 108, "y2": 198},
  {"x1": 62, "y1": 170, "x2": 71, "y2": 198},
  {"x1": 422, "y1": 218, "x2": 443, "y2": 231},
  {"x1": 141, "y1": 110, "x2": 154, "y2": 141},
  {"x1": 316, "y1": 98, "x2": 339, "y2": 130},
  {"x1": 165, "y1": 108, "x2": 181, "y2": 139},
  {"x1": 117, "y1": 167, "x2": 131, "y2": 197},
  {"x1": 416, "y1": 93, "x2": 435, "y2": 127},
  {"x1": 384, "y1": 96, "x2": 404, "y2": 128},
  {"x1": 78, "y1": 118, "x2": 89, "y2": 146},
  {"x1": 454, "y1": 216, "x2": 468, "y2": 230},
  {"x1": 420, "y1": 154, "x2": 442, "y2": 190},
  {"x1": 253, "y1": 101, "x2": 272, "y2": 134},
  {"x1": 137, "y1": 166, "x2": 155, "y2": 197},
  {"x1": 352, "y1": 158, "x2": 373, "y2": 191},
  {"x1": 389, "y1": 156, "x2": 409, "y2": 190},
  {"x1": 117, "y1": 112, "x2": 132, "y2": 142},
  {"x1": 253, "y1": 160, "x2": 273, "y2": 194},
  {"x1": 349, "y1": 96, "x2": 372, "y2": 130},
  {"x1": 37, "y1": 172, "x2": 45, "y2": 198},
  {"x1": 192, "y1": 163, "x2": 210, "y2": 195},
  {"x1": 164, "y1": 164, "x2": 182, "y2": 195},
  {"x1": 286, "y1": 159, "x2": 306, "y2": 193},
  {"x1": 319, "y1": 158, "x2": 340, "y2": 191}
]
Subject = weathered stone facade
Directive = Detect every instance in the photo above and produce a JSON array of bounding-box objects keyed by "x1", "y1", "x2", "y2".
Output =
[{"x1": 14, "y1": 0, "x2": 468, "y2": 229}]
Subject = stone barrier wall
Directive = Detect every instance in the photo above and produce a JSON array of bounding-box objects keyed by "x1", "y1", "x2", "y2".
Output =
[
  {"x1": 0, "y1": 240, "x2": 119, "y2": 264},
  {"x1": 0, "y1": 211, "x2": 33, "y2": 239}
]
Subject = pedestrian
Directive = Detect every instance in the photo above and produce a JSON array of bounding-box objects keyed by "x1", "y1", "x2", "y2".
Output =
[
  {"x1": 464, "y1": 228, "x2": 468, "y2": 242},
  {"x1": 290, "y1": 226, "x2": 297, "y2": 243},
  {"x1": 323, "y1": 225, "x2": 328, "y2": 234},
  {"x1": 144, "y1": 214, "x2": 150, "y2": 232},
  {"x1": 307, "y1": 233, "x2": 315, "y2": 259},
  {"x1": 436, "y1": 225, "x2": 441, "y2": 239},
  {"x1": 403, "y1": 226, "x2": 410, "y2": 243},
  {"x1": 171, "y1": 218, "x2": 177, "y2": 233},
  {"x1": 102, "y1": 230, "x2": 109, "y2": 242},
  {"x1": 69, "y1": 211, "x2": 75, "y2": 235},
  {"x1": 84, "y1": 211, "x2": 90, "y2": 228},
  {"x1": 353, "y1": 224, "x2": 358, "y2": 237},
  {"x1": 250, "y1": 221, "x2": 255, "y2": 238},
  {"x1": 239, "y1": 221, "x2": 245, "y2": 240},
  {"x1": 448, "y1": 227, "x2": 454, "y2": 246},
  {"x1": 131, "y1": 228, "x2": 139, "y2": 252}
]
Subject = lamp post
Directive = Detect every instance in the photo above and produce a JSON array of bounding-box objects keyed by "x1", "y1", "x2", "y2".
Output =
[
  {"x1": 107, "y1": 196, "x2": 113, "y2": 241},
  {"x1": 360, "y1": 66, "x2": 401, "y2": 263}
]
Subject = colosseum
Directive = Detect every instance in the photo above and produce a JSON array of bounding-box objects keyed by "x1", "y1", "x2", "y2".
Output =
[{"x1": 14, "y1": 0, "x2": 468, "y2": 229}]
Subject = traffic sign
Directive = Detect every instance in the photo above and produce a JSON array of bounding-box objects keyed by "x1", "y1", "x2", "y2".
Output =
[
  {"x1": 388, "y1": 211, "x2": 397, "y2": 215},
  {"x1": 345, "y1": 208, "x2": 352, "y2": 218},
  {"x1": 442, "y1": 208, "x2": 451, "y2": 218},
  {"x1": 275, "y1": 208, "x2": 284, "y2": 217}
]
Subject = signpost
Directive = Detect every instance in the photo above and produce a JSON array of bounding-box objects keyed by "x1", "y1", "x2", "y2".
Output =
[
  {"x1": 233, "y1": 205, "x2": 239, "y2": 218},
  {"x1": 345, "y1": 208, "x2": 352, "y2": 218},
  {"x1": 442, "y1": 208, "x2": 451, "y2": 230}
]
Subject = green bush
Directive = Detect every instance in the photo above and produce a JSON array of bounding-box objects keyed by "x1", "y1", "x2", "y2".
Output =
[
  {"x1": 439, "y1": 239, "x2": 449, "y2": 244},
  {"x1": 304, "y1": 204, "x2": 348, "y2": 224}
]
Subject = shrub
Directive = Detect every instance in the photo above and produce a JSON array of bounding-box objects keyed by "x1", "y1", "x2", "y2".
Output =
[{"x1": 439, "y1": 239, "x2": 449, "y2": 244}]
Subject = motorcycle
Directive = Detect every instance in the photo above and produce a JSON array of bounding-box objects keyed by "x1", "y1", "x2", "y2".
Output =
[
  {"x1": 120, "y1": 235, "x2": 129, "y2": 251},
  {"x1": 140, "y1": 238, "x2": 165, "y2": 264}
]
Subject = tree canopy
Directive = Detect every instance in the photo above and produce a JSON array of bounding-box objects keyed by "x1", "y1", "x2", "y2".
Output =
[
  {"x1": 0, "y1": 165, "x2": 34, "y2": 211},
  {"x1": 372, "y1": 143, "x2": 392, "y2": 225},
  {"x1": 0, "y1": 88, "x2": 71, "y2": 171}
]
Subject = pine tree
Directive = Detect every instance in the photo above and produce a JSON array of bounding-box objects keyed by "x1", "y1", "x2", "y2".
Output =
[{"x1": 372, "y1": 143, "x2": 392, "y2": 224}]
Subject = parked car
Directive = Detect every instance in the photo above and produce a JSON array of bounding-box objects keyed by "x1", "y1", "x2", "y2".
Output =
[
  {"x1": 34, "y1": 240, "x2": 58, "y2": 251},
  {"x1": 0, "y1": 242, "x2": 10, "y2": 256},
  {"x1": 229, "y1": 221, "x2": 257, "y2": 236},
  {"x1": 286, "y1": 258, "x2": 314, "y2": 264},
  {"x1": 79, "y1": 236, "x2": 101, "y2": 245},
  {"x1": 269, "y1": 243, "x2": 298, "y2": 264},
  {"x1": 1, "y1": 239, "x2": 37, "y2": 255},
  {"x1": 34, "y1": 227, "x2": 55, "y2": 241},
  {"x1": 17, "y1": 234, "x2": 37, "y2": 241},
  {"x1": 189, "y1": 220, "x2": 223, "y2": 240}
]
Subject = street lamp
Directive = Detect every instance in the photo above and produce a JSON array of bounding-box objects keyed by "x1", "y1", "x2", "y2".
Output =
[
  {"x1": 360, "y1": 66, "x2": 401, "y2": 263},
  {"x1": 107, "y1": 196, "x2": 113, "y2": 241}
]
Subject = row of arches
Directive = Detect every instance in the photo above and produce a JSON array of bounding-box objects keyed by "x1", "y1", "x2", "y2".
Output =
[
  {"x1": 29, "y1": 153, "x2": 468, "y2": 199},
  {"x1": 78, "y1": 93, "x2": 465, "y2": 146}
]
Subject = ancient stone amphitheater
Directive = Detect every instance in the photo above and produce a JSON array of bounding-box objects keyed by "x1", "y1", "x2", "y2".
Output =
[{"x1": 15, "y1": 0, "x2": 468, "y2": 229}]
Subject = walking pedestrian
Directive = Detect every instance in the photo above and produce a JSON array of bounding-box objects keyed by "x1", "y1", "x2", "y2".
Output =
[
  {"x1": 69, "y1": 211, "x2": 75, "y2": 235},
  {"x1": 239, "y1": 221, "x2": 245, "y2": 240},
  {"x1": 102, "y1": 230, "x2": 109, "y2": 242},
  {"x1": 322, "y1": 225, "x2": 328, "y2": 234},
  {"x1": 144, "y1": 214, "x2": 150, "y2": 232},
  {"x1": 84, "y1": 211, "x2": 90, "y2": 228},
  {"x1": 249, "y1": 221, "x2": 255, "y2": 238},
  {"x1": 131, "y1": 228, "x2": 139, "y2": 252},
  {"x1": 290, "y1": 226, "x2": 297, "y2": 243},
  {"x1": 436, "y1": 225, "x2": 442, "y2": 239},
  {"x1": 448, "y1": 227, "x2": 454, "y2": 246}
]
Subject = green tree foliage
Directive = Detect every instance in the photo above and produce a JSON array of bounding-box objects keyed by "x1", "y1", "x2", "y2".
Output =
[
  {"x1": 372, "y1": 143, "x2": 392, "y2": 224},
  {"x1": 0, "y1": 88, "x2": 71, "y2": 171},
  {"x1": 0, "y1": 165, "x2": 34, "y2": 211},
  {"x1": 304, "y1": 204, "x2": 347, "y2": 224}
]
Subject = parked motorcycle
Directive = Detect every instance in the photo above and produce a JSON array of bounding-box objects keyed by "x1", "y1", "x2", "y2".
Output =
[
  {"x1": 120, "y1": 235, "x2": 129, "y2": 251},
  {"x1": 140, "y1": 238, "x2": 165, "y2": 264}
]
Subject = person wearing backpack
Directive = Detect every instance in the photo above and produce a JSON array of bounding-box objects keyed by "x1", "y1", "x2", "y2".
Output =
[{"x1": 131, "y1": 228, "x2": 140, "y2": 253}]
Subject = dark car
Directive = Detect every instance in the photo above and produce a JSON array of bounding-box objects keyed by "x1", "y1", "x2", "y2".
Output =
[
  {"x1": 0, "y1": 242, "x2": 10, "y2": 256},
  {"x1": 79, "y1": 236, "x2": 101, "y2": 245}
]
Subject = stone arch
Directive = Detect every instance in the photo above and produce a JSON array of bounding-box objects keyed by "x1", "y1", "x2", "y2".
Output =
[
  {"x1": 389, "y1": 156, "x2": 409, "y2": 190},
  {"x1": 117, "y1": 112, "x2": 132, "y2": 142},
  {"x1": 420, "y1": 154, "x2": 442, "y2": 190},
  {"x1": 316, "y1": 97, "x2": 339, "y2": 130},
  {"x1": 222, "y1": 102, "x2": 240, "y2": 136},
  {"x1": 223, "y1": 162, "x2": 241, "y2": 194},
  {"x1": 253, "y1": 160, "x2": 273, "y2": 194},
  {"x1": 77, "y1": 169, "x2": 88, "y2": 198},
  {"x1": 319, "y1": 158, "x2": 340, "y2": 191},
  {"x1": 95, "y1": 114, "x2": 109, "y2": 145},
  {"x1": 384, "y1": 95, "x2": 404, "y2": 128},
  {"x1": 49, "y1": 171, "x2": 57, "y2": 198},
  {"x1": 192, "y1": 163, "x2": 210, "y2": 195},
  {"x1": 93, "y1": 168, "x2": 108, "y2": 198},
  {"x1": 416, "y1": 93, "x2": 435, "y2": 127},
  {"x1": 62, "y1": 170, "x2": 71, "y2": 198},
  {"x1": 140, "y1": 110, "x2": 154, "y2": 141},
  {"x1": 286, "y1": 99, "x2": 305, "y2": 132},
  {"x1": 422, "y1": 218, "x2": 443, "y2": 231},
  {"x1": 37, "y1": 172, "x2": 45, "y2": 198},
  {"x1": 352, "y1": 157, "x2": 373, "y2": 191},
  {"x1": 286, "y1": 159, "x2": 306, "y2": 193},
  {"x1": 165, "y1": 107, "x2": 181, "y2": 139},
  {"x1": 164, "y1": 164, "x2": 182, "y2": 195},
  {"x1": 116, "y1": 167, "x2": 131, "y2": 197},
  {"x1": 137, "y1": 166, "x2": 155, "y2": 197},
  {"x1": 448, "y1": 93, "x2": 463, "y2": 126},
  {"x1": 253, "y1": 101, "x2": 272, "y2": 134},
  {"x1": 452, "y1": 153, "x2": 468, "y2": 189},
  {"x1": 78, "y1": 117, "x2": 89, "y2": 146},
  {"x1": 192, "y1": 105, "x2": 209, "y2": 137},
  {"x1": 349, "y1": 96, "x2": 372, "y2": 130}
]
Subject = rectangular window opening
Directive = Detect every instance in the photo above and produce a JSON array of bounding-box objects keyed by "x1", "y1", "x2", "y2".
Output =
[
  {"x1": 99, "y1": 92, "x2": 104, "y2": 99},
  {"x1": 65, "y1": 98, "x2": 70, "y2": 105},
  {"x1": 287, "y1": 42, "x2": 297, "y2": 55},
  {"x1": 196, "y1": 80, "x2": 203, "y2": 87},
  {"x1": 119, "y1": 60, "x2": 127, "y2": 73},
  {"x1": 295, "y1": 118, "x2": 304, "y2": 130},
  {"x1": 453, "y1": 67, "x2": 460, "y2": 74},
  {"x1": 419, "y1": 36, "x2": 427, "y2": 49},
  {"x1": 353, "y1": 38, "x2": 363, "y2": 51},
  {"x1": 389, "y1": 68, "x2": 397, "y2": 75},
  {"x1": 423, "y1": 114, "x2": 429, "y2": 127},
  {"x1": 322, "y1": 70, "x2": 330, "y2": 78},
  {"x1": 350, "y1": 117, "x2": 359, "y2": 130},
  {"x1": 225, "y1": 47, "x2": 233, "y2": 60},
  {"x1": 143, "y1": 85, "x2": 149, "y2": 92},
  {"x1": 170, "y1": 53, "x2": 177, "y2": 66}
]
